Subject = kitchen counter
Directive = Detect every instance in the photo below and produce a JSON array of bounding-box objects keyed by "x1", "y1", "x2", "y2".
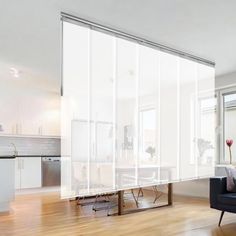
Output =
[
  {"x1": 0, "y1": 155, "x2": 60, "y2": 159},
  {"x1": 0, "y1": 156, "x2": 16, "y2": 159},
  {"x1": 0, "y1": 158, "x2": 15, "y2": 212}
]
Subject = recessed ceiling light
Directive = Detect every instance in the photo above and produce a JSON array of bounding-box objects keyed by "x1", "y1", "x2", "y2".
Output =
[{"x1": 10, "y1": 67, "x2": 20, "y2": 78}]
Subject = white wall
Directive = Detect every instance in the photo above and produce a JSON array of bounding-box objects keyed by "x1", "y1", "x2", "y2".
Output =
[
  {"x1": 173, "y1": 179, "x2": 209, "y2": 198},
  {"x1": 216, "y1": 71, "x2": 236, "y2": 89}
]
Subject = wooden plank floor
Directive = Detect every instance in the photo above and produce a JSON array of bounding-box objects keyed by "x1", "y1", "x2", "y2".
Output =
[{"x1": 0, "y1": 191, "x2": 236, "y2": 236}]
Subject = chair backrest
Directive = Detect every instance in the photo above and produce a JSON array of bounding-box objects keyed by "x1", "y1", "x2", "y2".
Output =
[{"x1": 210, "y1": 177, "x2": 227, "y2": 209}]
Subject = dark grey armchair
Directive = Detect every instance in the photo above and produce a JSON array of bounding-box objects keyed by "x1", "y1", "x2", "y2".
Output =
[{"x1": 210, "y1": 177, "x2": 236, "y2": 226}]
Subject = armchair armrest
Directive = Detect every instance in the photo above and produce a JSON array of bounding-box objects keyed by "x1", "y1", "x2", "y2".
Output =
[{"x1": 210, "y1": 177, "x2": 227, "y2": 209}]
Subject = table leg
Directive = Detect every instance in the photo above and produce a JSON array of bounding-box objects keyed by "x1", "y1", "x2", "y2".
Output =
[
  {"x1": 168, "y1": 183, "x2": 173, "y2": 205},
  {"x1": 118, "y1": 190, "x2": 124, "y2": 215}
]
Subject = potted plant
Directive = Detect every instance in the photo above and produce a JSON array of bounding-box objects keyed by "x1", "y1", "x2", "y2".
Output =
[
  {"x1": 226, "y1": 139, "x2": 233, "y2": 164},
  {"x1": 195, "y1": 138, "x2": 214, "y2": 164},
  {"x1": 145, "y1": 146, "x2": 155, "y2": 160}
]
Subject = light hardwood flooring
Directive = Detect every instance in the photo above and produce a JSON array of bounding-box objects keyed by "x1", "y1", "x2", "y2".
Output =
[{"x1": 0, "y1": 190, "x2": 236, "y2": 236}]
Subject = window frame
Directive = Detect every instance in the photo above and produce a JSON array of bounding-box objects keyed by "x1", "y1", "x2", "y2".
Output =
[
  {"x1": 218, "y1": 86, "x2": 236, "y2": 164},
  {"x1": 139, "y1": 107, "x2": 156, "y2": 154}
]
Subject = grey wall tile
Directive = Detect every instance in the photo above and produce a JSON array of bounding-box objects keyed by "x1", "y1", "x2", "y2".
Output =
[{"x1": 0, "y1": 137, "x2": 60, "y2": 156}]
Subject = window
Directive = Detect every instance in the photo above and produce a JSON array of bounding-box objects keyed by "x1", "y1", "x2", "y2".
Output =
[
  {"x1": 139, "y1": 109, "x2": 156, "y2": 158},
  {"x1": 198, "y1": 96, "x2": 217, "y2": 165},
  {"x1": 220, "y1": 89, "x2": 236, "y2": 163}
]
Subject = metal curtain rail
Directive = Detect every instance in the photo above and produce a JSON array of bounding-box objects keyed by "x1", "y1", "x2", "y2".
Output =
[{"x1": 61, "y1": 12, "x2": 215, "y2": 67}]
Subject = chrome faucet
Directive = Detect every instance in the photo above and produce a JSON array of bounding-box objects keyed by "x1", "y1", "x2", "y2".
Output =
[{"x1": 10, "y1": 143, "x2": 18, "y2": 156}]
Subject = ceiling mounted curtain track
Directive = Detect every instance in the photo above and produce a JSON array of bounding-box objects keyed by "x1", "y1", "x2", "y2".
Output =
[{"x1": 61, "y1": 12, "x2": 215, "y2": 67}]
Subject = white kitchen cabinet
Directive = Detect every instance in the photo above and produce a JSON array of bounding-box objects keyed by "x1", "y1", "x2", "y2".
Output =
[
  {"x1": 0, "y1": 82, "x2": 60, "y2": 137},
  {"x1": 19, "y1": 96, "x2": 44, "y2": 136},
  {"x1": 42, "y1": 120, "x2": 60, "y2": 136},
  {"x1": 18, "y1": 91, "x2": 60, "y2": 136},
  {"x1": 0, "y1": 94, "x2": 19, "y2": 135},
  {"x1": 15, "y1": 158, "x2": 21, "y2": 189},
  {"x1": 15, "y1": 157, "x2": 42, "y2": 189},
  {"x1": 0, "y1": 158, "x2": 15, "y2": 212},
  {"x1": 41, "y1": 95, "x2": 60, "y2": 136},
  {"x1": 21, "y1": 157, "x2": 42, "y2": 189}
]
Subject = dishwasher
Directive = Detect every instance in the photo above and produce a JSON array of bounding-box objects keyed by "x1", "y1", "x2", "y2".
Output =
[{"x1": 42, "y1": 157, "x2": 61, "y2": 187}]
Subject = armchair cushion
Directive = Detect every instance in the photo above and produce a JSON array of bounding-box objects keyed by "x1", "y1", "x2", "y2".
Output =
[
  {"x1": 225, "y1": 167, "x2": 236, "y2": 192},
  {"x1": 218, "y1": 193, "x2": 236, "y2": 206}
]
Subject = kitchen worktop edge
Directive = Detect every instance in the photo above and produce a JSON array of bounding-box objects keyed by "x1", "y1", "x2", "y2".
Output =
[{"x1": 0, "y1": 155, "x2": 61, "y2": 159}]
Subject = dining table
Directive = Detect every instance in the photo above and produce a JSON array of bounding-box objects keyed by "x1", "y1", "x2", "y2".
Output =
[{"x1": 115, "y1": 165, "x2": 174, "y2": 215}]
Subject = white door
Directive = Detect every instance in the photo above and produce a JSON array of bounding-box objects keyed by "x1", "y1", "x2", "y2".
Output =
[
  {"x1": 20, "y1": 157, "x2": 42, "y2": 189},
  {"x1": 15, "y1": 158, "x2": 21, "y2": 189}
]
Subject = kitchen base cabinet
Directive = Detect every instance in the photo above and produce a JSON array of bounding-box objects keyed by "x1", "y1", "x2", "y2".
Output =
[
  {"x1": 15, "y1": 157, "x2": 42, "y2": 189},
  {"x1": 15, "y1": 159, "x2": 21, "y2": 189},
  {"x1": 0, "y1": 158, "x2": 15, "y2": 212},
  {"x1": 21, "y1": 157, "x2": 42, "y2": 189}
]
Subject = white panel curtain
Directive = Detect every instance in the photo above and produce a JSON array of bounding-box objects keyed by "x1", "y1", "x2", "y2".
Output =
[{"x1": 61, "y1": 20, "x2": 215, "y2": 198}]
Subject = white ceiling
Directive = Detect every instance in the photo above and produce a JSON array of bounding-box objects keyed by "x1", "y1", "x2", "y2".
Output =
[{"x1": 0, "y1": 0, "x2": 236, "y2": 91}]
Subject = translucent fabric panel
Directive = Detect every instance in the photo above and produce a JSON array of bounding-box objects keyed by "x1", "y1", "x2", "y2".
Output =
[
  {"x1": 61, "y1": 22, "x2": 89, "y2": 197},
  {"x1": 90, "y1": 30, "x2": 114, "y2": 194},
  {"x1": 197, "y1": 64, "x2": 215, "y2": 177},
  {"x1": 159, "y1": 52, "x2": 179, "y2": 183},
  {"x1": 61, "y1": 19, "x2": 216, "y2": 198},
  {"x1": 71, "y1": 120, "x2": 89, "y2": 195},
  {"x1": 116, "y1": 38, "x2": 138, "y2": 190},
  {"x1": 179, "y1": 58, "x2": 197, "y2": 180},
  {"x1": 138, "y1": 45, "x2": 160, "y2": 186}
]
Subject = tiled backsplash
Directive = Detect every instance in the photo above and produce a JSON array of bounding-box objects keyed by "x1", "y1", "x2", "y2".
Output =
[{"x1": 0, "y1": 137, "x2": 60, "y2": 156}]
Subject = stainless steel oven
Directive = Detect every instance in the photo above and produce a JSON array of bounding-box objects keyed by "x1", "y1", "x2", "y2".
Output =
[{"x1": 42, "y1": 157, "x2": 61, "y2": 187}]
